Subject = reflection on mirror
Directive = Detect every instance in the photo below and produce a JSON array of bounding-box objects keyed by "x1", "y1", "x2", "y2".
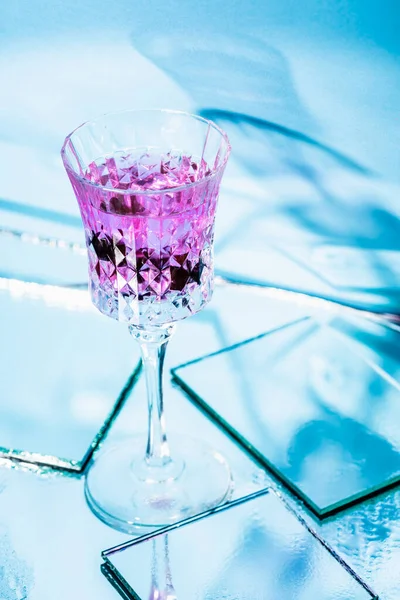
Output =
[{"x1": 173, "y1": 315, "x2": 400, "y2": 516}]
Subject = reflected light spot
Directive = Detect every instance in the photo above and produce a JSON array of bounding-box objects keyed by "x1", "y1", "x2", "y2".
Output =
[
  {"x1": 70, "y1": 391, "x2": 109, "y2": 424},
  {"x1": 0, "y1": 277, "x2": 92, "y2": 312}
]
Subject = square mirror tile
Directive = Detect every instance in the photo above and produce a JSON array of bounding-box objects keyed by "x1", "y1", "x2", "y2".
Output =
[
  {"x1": 172, "y1": 315, "x2": 400, "y2": 516},
  {"x1": 0, "y1": 283, "x2": 140, "y2": 471},
  {"x1": 102, "y1": 489, "x2": 375, "y2": 599}
]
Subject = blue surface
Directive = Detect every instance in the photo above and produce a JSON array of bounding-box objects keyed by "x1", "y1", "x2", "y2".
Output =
[
  {"x1": 173, "y1": 315, "x2": 400, "y2": 516},
  {"x1": 1, "y1": 279, "x2": 399, "y2": 598},
  {"x1": 104, "y1": 490, "x2": 374, "y2": 599},
  {"x1": 1, "y1": 0, "x2": 400, "y2": 311},
  {"x1": 1, "y1": 1, "x2": 400, "y2": 598}
]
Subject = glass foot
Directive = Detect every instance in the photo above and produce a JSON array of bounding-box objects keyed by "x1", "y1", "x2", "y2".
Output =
[{"x1": 85, "y1": 435, "x2": 232, "y2": 533}]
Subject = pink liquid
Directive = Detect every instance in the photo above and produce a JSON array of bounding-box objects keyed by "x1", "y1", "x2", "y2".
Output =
[{"x1": 75, "y1": 151, "x2": 220, "y2": 325}]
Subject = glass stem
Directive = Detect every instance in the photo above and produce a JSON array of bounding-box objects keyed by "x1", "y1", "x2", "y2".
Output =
[{"x1": 129, "y1": 324, "x2": 175, "y2": 469}]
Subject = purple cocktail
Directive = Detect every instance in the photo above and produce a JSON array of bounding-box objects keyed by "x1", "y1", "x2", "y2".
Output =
[
  {"x1": 75, "y1": 151, "x2": 218, "y2": 325},
  {"x1": 62, "y1": 110, "x2": 231, "y2": 532}
]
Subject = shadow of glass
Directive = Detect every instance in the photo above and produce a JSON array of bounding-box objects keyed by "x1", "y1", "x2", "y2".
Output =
[
  {"x1": 130, "y1": 30, "x2": 400, "y2": 314},
  {"x1": 130, "y1": 31, "x2": 316, "y2": 135},
  {"x1": 205, "y1": 109, "x2": 400, "y2": 312}
]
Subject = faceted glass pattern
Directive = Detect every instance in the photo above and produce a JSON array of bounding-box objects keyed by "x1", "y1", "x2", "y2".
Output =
[
  {"x1": 102, "y1": 490, "x2": 374, "y2": 600},
  {"x1": 61, "y1": 110, "x2": 230, "y2": 327}
]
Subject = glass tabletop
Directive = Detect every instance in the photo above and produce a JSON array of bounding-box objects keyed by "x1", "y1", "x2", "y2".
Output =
[
  {"x1": 0, "y1": 228, "x2": 86, "y2": 287},
  {"x1": 102, "y1": 489, "x2": 375, "y2": 600},
  {"x1": 0, "y1": 333, "x2": 274, "y2": 600},
  {"x1": 0, "y1": 280, "x2": 398, "y2": 598},
  {"x1": 172, "y1": 313, "x2": 400, "y2": 517},
  {"x1": 0, "y1": 277, "x2": 140, "y2": 471},
  {"x1": 1, "y1": 3, "x2": 400, "y2": 596}
]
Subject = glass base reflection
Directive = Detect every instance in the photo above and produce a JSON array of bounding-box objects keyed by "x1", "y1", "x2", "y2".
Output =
[{"x1": 102, "y1": 489, "x2": 375, "y2": 599}]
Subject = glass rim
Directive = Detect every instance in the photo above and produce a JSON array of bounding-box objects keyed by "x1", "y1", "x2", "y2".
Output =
[{"x1": 61, "y1": 108, "x2": 231, "y2": 196}]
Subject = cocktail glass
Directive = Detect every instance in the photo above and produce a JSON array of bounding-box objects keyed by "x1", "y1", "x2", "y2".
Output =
[{"x1": 61, "y1": 109, "x2": 231, "y2": 532}]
